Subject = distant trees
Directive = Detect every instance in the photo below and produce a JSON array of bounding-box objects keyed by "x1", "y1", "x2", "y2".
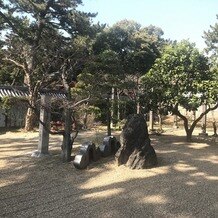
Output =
[
  {"x1": 141, "y1": 40, "x2": 218, "y2": 141},
  {"x1": 78, "y1": 20, "x2": 164, "y2": 125},
  {"x1": 0, "y1": 0, "x2": 217, "y2": 155},
  {"x1": 203, "y1": 15, "x2": 218, "y2": 136},
  {"x1": 203, "y1": 15, "x2": 218, "y2": 91},
  {"x1": 204, "y1": 15, "x2": 218, "y2": 60}
]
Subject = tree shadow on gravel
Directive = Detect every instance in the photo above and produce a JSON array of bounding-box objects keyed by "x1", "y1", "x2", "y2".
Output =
[{"x1": 0, "y1": 132, "x2": 217, "y2": 217}]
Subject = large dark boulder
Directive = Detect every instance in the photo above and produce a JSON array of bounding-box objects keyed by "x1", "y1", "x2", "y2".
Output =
[{"x1": 115, "y1": 114, "x2": 157, "y2": 169}]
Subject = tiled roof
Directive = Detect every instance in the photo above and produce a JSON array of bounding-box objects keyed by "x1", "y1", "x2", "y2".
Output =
[{"x1": 0, "y1": 86, "x2": 66, "y2": 99}]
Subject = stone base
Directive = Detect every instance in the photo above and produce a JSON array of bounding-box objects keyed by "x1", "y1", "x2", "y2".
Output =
[{"x1": 31, "y1": 150, "x2": 50, "y2": 158}]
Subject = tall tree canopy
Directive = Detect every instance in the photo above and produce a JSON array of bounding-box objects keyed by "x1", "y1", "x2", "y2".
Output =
[
  {"x1": 0, "y1": 0, "x2": 97, "y2": 131},
  {"x1": 141, "y1": 40, "x2": 218, "y2": 141},
  {"x1": 93, "y1": 20, "x2": 163, "y2": 75},
  {"x1": 203, "y1": 15, "x2": 218, "y2": 89},
  {"x1": 204, "y1": 15, "x2": 218, "y2": 60},
  {"x1": 81, "y1": 20, "x2": 164, "y2": 115}
]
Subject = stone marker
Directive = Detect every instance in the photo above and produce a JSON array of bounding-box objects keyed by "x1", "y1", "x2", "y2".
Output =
[
  {"x1": 32, "y1": 95, "x2": 51, "y2": 157},
  {"x1": 115, "y1": 114, "x2": 157, "y2": 169}
]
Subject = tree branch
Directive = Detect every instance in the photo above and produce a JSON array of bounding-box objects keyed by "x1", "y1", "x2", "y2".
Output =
[
  {"x1": 34, "y1": 0, "x2": 55, "y2": 46},
  {"x1": 61, "y1": 67, "x2": 70, "y2": 91},
  {"x1": 0, "y1": 11, "x2": 19, "y2": 35},
  {"x1": 71, "y1": 94, "x2": 91, "y2": 108},
  {"x1": 172, "y1": 103, "x2": 189, "y2": 132},
  {"x1": 71, "y1": 115, "x2": 79, "y2": 141},
  {"x1": 0, "y1": 11, "x2": 33, "y2": 44},
  {"x1": 3, "y1": 57, "x2": 25, "y2": 70},
  {"x1": 173, "y1": 102, "x2": 218, "y2": 134},
  {"x1": 193, "y1": 103, "x2": 218, "y2": 126}
]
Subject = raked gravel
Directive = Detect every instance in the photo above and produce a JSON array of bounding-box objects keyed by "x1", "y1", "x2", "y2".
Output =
[{"x1": 0, "y1": 129, "x2": 217, "y2": 218}]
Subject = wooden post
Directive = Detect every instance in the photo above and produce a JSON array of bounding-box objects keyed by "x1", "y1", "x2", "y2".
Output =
[{"x1": 32, "y1": 95, "x2": 51, "y2": 157}]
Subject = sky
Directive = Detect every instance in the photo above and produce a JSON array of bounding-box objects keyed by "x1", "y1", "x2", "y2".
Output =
[{"x1": 79, "y1": 0, "x2": 218, "y2": 50}]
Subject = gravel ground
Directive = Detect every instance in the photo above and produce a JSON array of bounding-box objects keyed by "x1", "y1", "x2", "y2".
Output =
[{"x1": 0, "y1": 128, "x2": 217, "y2": 218}]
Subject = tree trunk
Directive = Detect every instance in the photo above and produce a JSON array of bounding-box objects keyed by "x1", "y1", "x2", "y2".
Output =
[
  {"x1": 200, "y1": 105, "x2": 207, "y2": 135},
  {"x1": 149, "y1": 111, "x2": 154, "y2": 131},
  {"x1": 62, "y1": 89, "x2": 73, "y2": 162},
  {"x1": 25, "y1": 91, "x2": 38, "y2": 131},
  {"x1": 211, "y1": 111, "x2": 217, "y2": 136},
  {"x1": 117, "y1": 91, "x2": 120, "y2": 122},
  {"x1": 107, "y1": 96, "x2": 111, "y2": 136},
  {"x1": 62, "y1": 108, "x2": 72, "y2": 162},
  {"x1": 110, "y1": 87, "x2": 115, "y2": 128},
  {"x1": 25, "y1": 107, "x2": 37, "y2": 131},
  {"x1": 158, "y1": 114, "x2": 162, "y2": 131},
  {"x1": 186, "y1": 129, "x2": 193, "y2": 142},
  {"x1": 174, "y1": 103, "x2": 218, "y2": 142},
  {"x1": 173, "y1": 115, "x2": 178, "y2": 129},
  {"x1": 136, "y1": 101, "x2": 140, "y2": 114},
  {"x1": 193, "y1": 111, "x2": 196, "y2": 121},
  {"x1": 183, "y1": 118, "x2": 194, "y2": 142},
  {"x1": 175, "y1": 110, "x2": 193, "y2": 142},
  {"x1": 83, "y1": 112, "x2": 88, "y2": 130},
  {"x1": 107, "y1": 110, "x2": 112, "y2": 136},
  {"x1": 4, "y1": 110, "x2": 9, "y2": 128},
  {"x1": 212, "y1": 121, "x2": 217, "y2": 136}
]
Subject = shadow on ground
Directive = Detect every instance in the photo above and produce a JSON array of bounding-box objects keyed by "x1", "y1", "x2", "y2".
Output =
[{"x1": 0, "y1": 129, "x2": 217, "y2": 217}]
